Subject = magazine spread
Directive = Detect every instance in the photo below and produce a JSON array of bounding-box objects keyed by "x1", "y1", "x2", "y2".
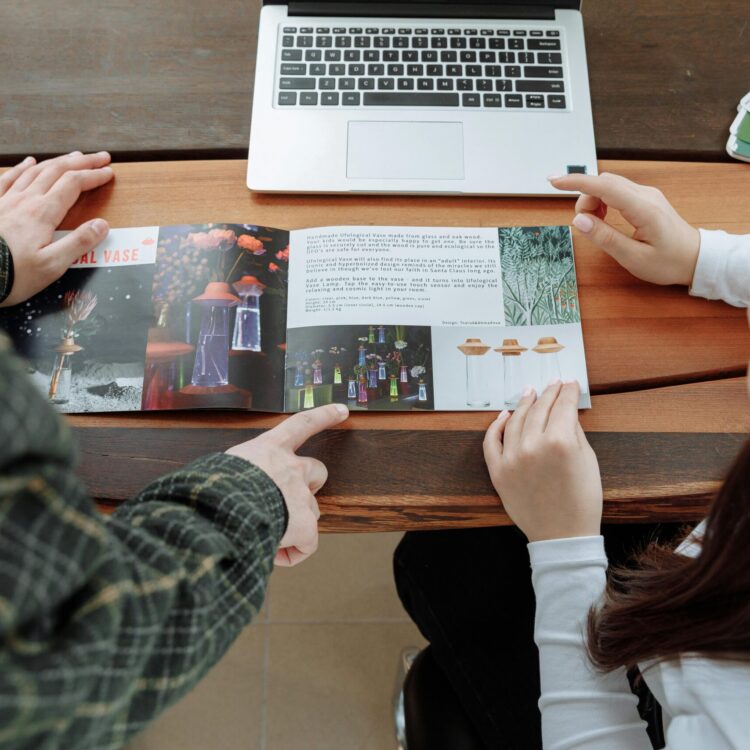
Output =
[{"x1": 0, "y1": 223, "x2": 590, "y2": 413}]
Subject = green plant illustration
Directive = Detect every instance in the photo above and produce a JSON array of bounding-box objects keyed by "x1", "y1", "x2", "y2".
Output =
[{"x1": 498, "y1": 226, "x2": 581, "y2": 326}]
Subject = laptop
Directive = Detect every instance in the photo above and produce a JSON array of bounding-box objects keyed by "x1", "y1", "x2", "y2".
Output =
[{"x1": 247, "y1": 0, "x2": 597, "y2": 195}]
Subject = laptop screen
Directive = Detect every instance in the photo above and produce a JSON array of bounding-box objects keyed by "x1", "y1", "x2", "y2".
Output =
[{"x1": 270, "y1": 1, "x2": 582, "y2": 9}]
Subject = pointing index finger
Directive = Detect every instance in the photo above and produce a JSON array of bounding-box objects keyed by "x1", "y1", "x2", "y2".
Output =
[
  {"x1": 549, "y1": 173, "x2": 646, "y2": 216},
  {"x1": 271, "y1": 403, "x2": 348, "y2": 451}
]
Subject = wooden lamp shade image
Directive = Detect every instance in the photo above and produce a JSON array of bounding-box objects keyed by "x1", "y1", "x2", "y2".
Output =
[
  {"x1": 494, "y1": 338, "x2": 528, "y2": 408},
  {"x1": 457, "y1": 337, "x2": 492, "y2": 408}
]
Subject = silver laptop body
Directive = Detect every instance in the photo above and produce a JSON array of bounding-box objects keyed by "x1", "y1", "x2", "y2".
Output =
[{"x1": 248, "y1": 0, "x2": 597, "y2": 195}]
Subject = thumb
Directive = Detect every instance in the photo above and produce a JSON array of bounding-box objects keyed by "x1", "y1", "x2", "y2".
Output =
[
  {"x1": 571, "y1": 212, "x2": 644, "y2": 272},
  {"x1": 45, "y1": 218, "x2": 109, "y2": 269}
]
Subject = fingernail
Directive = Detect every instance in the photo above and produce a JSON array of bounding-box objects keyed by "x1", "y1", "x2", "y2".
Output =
[
  {"x1": 71, "y1": 150, "x2": 82, "y2": 156},
  {"x1": 23, "y1": 156, "x2": 35, "y2": 165},
  {"x1": 547, "y1": 174, "x2": 562, "y2": 181},
  {"x1": 547, "y1": 378, "x2": 562, "y2": 388},
  {"x1": 91, "y1": 219, "x2": 109, "y2": 235},
  {"x1": 572, "y1": 213, "x2": 594, "y2": 233},
  {"x1": 564, "y1": 379, "x2": 579, "y2": 385},
  {"x1": 496, "y1": 409, "x2": 510, "y2": 421},
  {"x1": 522, "y1": 385, "x2": 535, "y2": 398},
  {"x1": 333, "y1": 403, "x2": 349, "y2": 417}
]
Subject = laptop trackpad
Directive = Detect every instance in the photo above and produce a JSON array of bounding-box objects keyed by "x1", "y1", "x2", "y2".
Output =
[{"x1": 347, "y1": 121, "x2": 464, "y2": 180}]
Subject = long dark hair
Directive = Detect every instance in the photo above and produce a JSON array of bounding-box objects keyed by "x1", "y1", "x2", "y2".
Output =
[{"x1": 587, "y1": 439, "x2": 750, "y2": 671}]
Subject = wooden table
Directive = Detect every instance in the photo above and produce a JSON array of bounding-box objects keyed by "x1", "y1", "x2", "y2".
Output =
[
  {"x1": 1, "y1": 1, "x2": 748, "y2": 164},
  {"x1": 57, "y1": 158, "x2": 750, "y2": 531}
]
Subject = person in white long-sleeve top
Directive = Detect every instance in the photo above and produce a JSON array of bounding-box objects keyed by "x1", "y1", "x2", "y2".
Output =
[{"x1": 396, "y1": 171, "x2": 750, "y2": 750}]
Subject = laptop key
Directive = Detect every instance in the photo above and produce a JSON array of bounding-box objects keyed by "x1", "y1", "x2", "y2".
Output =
[
  {"x1": 300, "y1": 27, "x2": 313, "y2": 33},
  {"x1": 278, "y1": 92, "x2": 297, "y2": 105},
  {"x1": 388, "y1": 63, "x2": 404, "y2": 75},
  {"x1": 525, "y1": 94, "x2": 545, "y2": 108},
  {"x1": 446, "y1": 64, "x2": 462, "y2": 76},
  {"x1": 300, "y1": 92, "x2": 318, "y2": 105},
  {"x1": 296, "y1": 36, "x2": 313, "y2": 48},
  {"x1": 319, "y1": 78, "x2": 335, "y2": 90},
  {"x1": 324, "y1": 50, "x2": 341, "y2": 61},
  {"x1": 283, "y1": 27, "x2": 297, "y2": 33},
  {"x1": 368, "y1": 63, "x2": 385, "y2": 75},
  {"x1": 530, "y1": 30, "x2": 543, "y2": 37},
  {"x1": 418, "y1": 78, "x2": 435, "y2": 90},
  {"x1": 364, "y1": 50, "x2": 379, "y2": 61},
  {"x1": 330, "y1": 63, "x2": 345, "y2": 75},
  {"x1": 466, "y1": 65, "x2": 481, "y2": 76},
  {"x1": 504, "y1": 94, "x2": 523, "y2": 107},
  {"x1": 457, "y1": 79, "x2": 473, "y2": 90},
  {"x1": 413, "y1": 37, "x2": 429, "y2": 48},
  {"x1": 343, "y1": 92, "x2": 361, "y2": 105},
  {"x1": 489, "y1": 38, "x2": 506, "y2": 49},
  {"x1": 537, "y1": 52, "x2": 562, "y2": 64},
  {"x1": 528, "y1": 39, "x2": 561, "y2": 50},
  {"x1": 485, "y1": 65, "x2": 502, "y2": 77},
  {"x1": 441, "y1": 50, "x2": 458, "y2": 62},
  {"x1": 437, "y1": 78, "x2": 454, "y2": 90},
  {"x1": 358, "y1": 77, "x2": 375, "y2": 90},
  {"x1": 384, "y1": 50, "x2": 399, "y2": 61},
  {"x1": 335, "y1": 36, "x2": 352, "y2": 48},
  {"x1": 548, "y1": 94, "x2": 566, "y2": 108},
  {"x1": 450, "y1": 37, "x2": 467, "y2": 48},
  {"x1": 281, "y1": 49, "x2": 303, "y2": 61},
  {"x1": 509, "y1": 39, "x2": 524, "y2": 50},
  {"x1": 378, "y1": 77, "x2": 396, "y2": 89},
  {"x1": 310, "y1": 63, "x2": 326, "y2": 75},
  {"x1": 374, "y1": 36, "x2": 390, "y2": 48},
  {"x1": 469, "y1": 38, "x2": 486, "y2": 49},
  {"x1": 460, "y1": 51, "x2": 477, "y2": 62},
  {"x1": 363, "y1": 92, "x2": 459, "y2": 106},
  {"x1": 349, "y1": 63, "x2": 365, "y2": 75},
  {"x1": 394, "y1": 36, "x2": 409, "y2": 48},
  {"x1": 316, "y1": 36, "x2": 332, "y2": 47},
  {"x1": 282, "y1": 36, "x2": 294, "y2": 48},
  {"x1": 495, "y1": 79, "x2": 512, "y2": 91},
  {"x1": 421, "y1": 51, "x2": 438, "y2": 62},
  {"x1": 431, "y1": 37, "x2": 448, "y2": 48},
  {"x1": 515, "y1": 80, "x2": 564, "y2": 92},
  {"x1": 402, "y1": 50, "x2": 418, "y2": 62},
  {"x1": 344, "y1": 50, "x2": 360, "y2": 61},
  {"x1": 546, "y1": 30, "x2": 560, "y2": 37},
  {"x1": 280, "y1": 77, "x2": 316, "y2": 90},
  {"x1": 397, "y1": 78, "x2": 415, "y2": 90},
  {"x1": 524, "y1": 66, "x2": 563, "y2": 78},
  {"x1": 498, "y1": 52, "x2": 516, "y2": 63},
  {"x1": 338, "y1": 77, "x2": 356, "y2": 89},
  {"x1": 322, "y1": 92, "x2": 340, "y2": 105},
  {"x1": 427, "y1": 64, "x2": 443, "y2": 76},
  {"x1": 281, "y1": 63, "x2": 306, "y2": 75},
  {"x1": 483, "y1": 94, "x2": 502, "y2": 107},
  {"x1": 518, "y1": 52, "x2": 534, "y2": 64},
  {"x1": 305, "y1": 50, "x2": 322, "y2": 61},
  {"x1": 462, "y1": 93, "x2": 480, "y2": 106},
  {"x1": 512, "y1": 29, "x2": 527, "y2": 36},
  {"x1": 505, "y1": 66, "x2": 521, "y2": 78},
  {"x1": 407, "y1": 64, "x2": 424, "y2": 76},
  {"x1": 480, "y1": 51, "x2": 495, "y2": 63},
  {"x1": 476, "y1": 79, "x2": 493, "y2": 91},
  {"x1": 355, "y1": 36, "x2": 371, "y2": 48}
]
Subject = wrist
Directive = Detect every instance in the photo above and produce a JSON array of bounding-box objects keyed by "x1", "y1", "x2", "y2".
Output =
[
  {"x1": 0, "y1": 235, "x2": 15, "y2": 306},
  {"x1": 679, "y1": 225, "x2": 701, "y2": 286}
]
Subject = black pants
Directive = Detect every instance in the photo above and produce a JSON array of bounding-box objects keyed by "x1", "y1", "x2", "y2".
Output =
[{"x1": 394, "y1": 524, "x2": 681, "y2": 750}]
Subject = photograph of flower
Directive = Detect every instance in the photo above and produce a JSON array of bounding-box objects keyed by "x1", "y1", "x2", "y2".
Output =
[
  {"x1": 285, "y1": 325, "x2": 434, "y2": 411},
  {"x1": 498, "y1": 226, "x2": 580, "y2": 326},
  {"x1": 143, "y1": 223, "x2": 290, "y2": 411}
]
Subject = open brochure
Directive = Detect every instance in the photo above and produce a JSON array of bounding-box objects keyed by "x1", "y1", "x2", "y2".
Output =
[{"x1": 0, "y1": 223, "x2": 590, "y2": 413}]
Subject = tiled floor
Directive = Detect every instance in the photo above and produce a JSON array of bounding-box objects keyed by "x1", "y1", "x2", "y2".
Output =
[{"x1": 127, "y1": 532, "x2": 425, "y2": 750}]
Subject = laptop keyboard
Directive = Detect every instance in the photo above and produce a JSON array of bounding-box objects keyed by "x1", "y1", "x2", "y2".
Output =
[{"x1": 275, "y1": 25, "x2": 567, "y2": 110}]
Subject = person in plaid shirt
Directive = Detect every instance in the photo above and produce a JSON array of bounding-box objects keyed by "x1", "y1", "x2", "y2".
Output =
[{"x1": 0, "y1": 152, "x2": 347, "y2": 749}]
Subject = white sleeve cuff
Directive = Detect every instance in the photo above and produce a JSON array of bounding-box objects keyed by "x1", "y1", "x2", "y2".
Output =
[
  {"x1": 689, "y1": 228, "x2": 750, "y2": 307},
  {"x1": 528, "y1": 535, "x2": 606, "y2": 567}
]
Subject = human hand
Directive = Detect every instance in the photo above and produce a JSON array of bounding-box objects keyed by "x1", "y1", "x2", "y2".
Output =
[
  {"x1": 226, "y1": 404, "x2": 349, "y2": 566},
  {"x1": 549, "y1": 172, "x2": 700, "y2": 287},
  {"x1": 0, "y1": 151, "x2": 114, "y2": 307},
  {"x1": 483, "y1": 381, "x2": 602, "y2": 543}
]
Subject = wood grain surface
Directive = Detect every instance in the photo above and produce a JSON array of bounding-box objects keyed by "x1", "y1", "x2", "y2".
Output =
[
  {"x1": 39, "y1": 157, "x2": 748, "y2": 530},
  {"x1": 1, "y1": 1, "x2": 748, "y2": 163}
]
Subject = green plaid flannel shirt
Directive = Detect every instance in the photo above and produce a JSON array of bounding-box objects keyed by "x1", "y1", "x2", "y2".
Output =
[{"x1": 0, "y1": 336, "x2": 286, "y2": 749}]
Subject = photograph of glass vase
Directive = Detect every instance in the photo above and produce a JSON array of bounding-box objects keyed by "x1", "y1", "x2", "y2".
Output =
[
  {"x1": 494, "y1": 338, "x2": 528, "y2": 408},
  {"x1": 231, "y1": 275, "x2": 266, "y2": 352},
  {"x1": 532, "y1": 336, "x2": 565, "y2": 393},
  {"x1": 187, "y1": 282, "x2": 239, "y2": 388},
  {"x1": 457, "y1": 337, "x2": 492, "y2": 408},
  {"x1": 285, "y1": 324, "x2": 433, "y2": 410}
]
